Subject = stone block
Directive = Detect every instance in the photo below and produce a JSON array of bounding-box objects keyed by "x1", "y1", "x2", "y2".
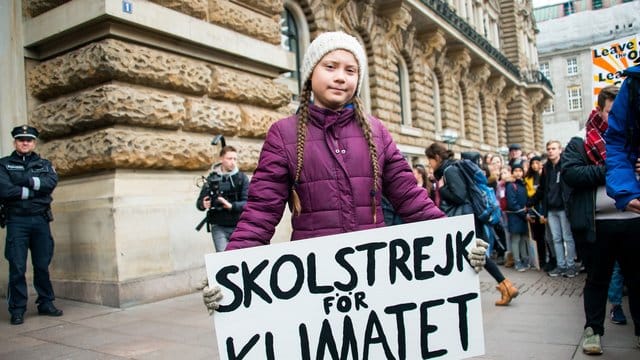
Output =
[
  {"x1": 30, "y1": 84, "x2": 186, "y2": 138},
  {"x1": 39, "y1": 129, "x2": 212, "y2": 176},
  {"x1": 240, "y1": 0, "x2": 284, "y2": 16},
  {"x1": 238, "y1": 104, "x2": 284, "y2": 138},
  {"x1": 184, "y1": 97, "x2": 242, "y2": 135},
  {"x1": 24, "y1": 0, "x2": 70, "y2": 18},
  {"x1": 208, "y1": 0, "x2": 281, "y2": 45},
  {"x1": 209, "y1": 65, "x2": 290, "y2": 108},
  {"x1": 148, "y1": 0, "x2": 208, "y2": 20},
  {"x1": 38, "y1": 129, "x2": 264, "y2": 176},
  {"x1": 29, "y1": 39, "x2": 211, "y2": 100}
]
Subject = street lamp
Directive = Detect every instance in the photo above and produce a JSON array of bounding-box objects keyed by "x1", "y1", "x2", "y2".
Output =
[{"x1": 441, "y1": 127, "x2": 459, "y2": 149}]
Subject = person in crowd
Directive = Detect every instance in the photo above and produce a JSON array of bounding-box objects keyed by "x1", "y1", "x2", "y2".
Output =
[
  {"x1": 562, "y1": 84, "x2": 639, "y2": 354},
  {"x1": 484, "y1": 153, "x2": 508, "y2": 265},
  {"x1": 602, "y1": 65, "x2": 640, "y2": 350},
  {"x1": 498, "y1": 164, "x2": 515, "y2": 267},
  {"x1": 505, "y1": 162, "x2": 529, "y2": 272},
  {"x1": 0, "y1": 125, "x2": 62, "y2": 325},
  {"x1": 508, "y1": 143, "x2": 523, "y2": 167},
  {"x1": 426, "y1": 142, "x2": 517, "y2": 306},
  {"x1": 530, "y1": 140, "x2": 576, "y2": 278},
  {"x1": 200, "y1": 31, "x2": 487, "y2": 311},
  {"x1": 413, "y1": 163, "x2": 432, "y2": 196},
  {"x1": 196, "y1": 145, "x2": 249, "y2": 252},
  {"x1": 524, "y1": 155, "x2": 552, "y2": 271}
]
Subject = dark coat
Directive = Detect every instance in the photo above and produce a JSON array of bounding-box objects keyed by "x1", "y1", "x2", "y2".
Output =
[
  {"x1": 196, "y1": 167, "x2": 249, "y2": 227},
  {"x1": 227, "y1": 104, "x2": 445, "y2": 249},
  {"x1": 0, "y1": 151, "x2": 57, "y2": 216},
  {"x1": 505, "y1": 179, "x2": 528, "y2": 234},
  {"x1": 561, "y1": 136, "x2": 606, "y2": 243}
]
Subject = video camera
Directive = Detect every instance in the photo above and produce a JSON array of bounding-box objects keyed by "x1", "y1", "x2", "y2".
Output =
[{"x1": 196, "y1": 135, "x2": 227, "y2": 231}]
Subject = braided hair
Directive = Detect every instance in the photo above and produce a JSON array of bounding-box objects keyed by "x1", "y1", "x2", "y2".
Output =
[{"x1": 290, "y1": 82, "x2": 380, "y2": 223}]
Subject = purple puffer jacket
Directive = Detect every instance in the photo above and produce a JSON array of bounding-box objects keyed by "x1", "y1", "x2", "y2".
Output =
[{"x1": 226, "y1": 104, "x2": 445, "y2": 250}]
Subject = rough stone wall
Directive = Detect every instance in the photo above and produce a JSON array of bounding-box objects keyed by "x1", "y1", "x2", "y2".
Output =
[
  {"x1": 28, "y1": 39, "x2": 289, "y2": 176},
  {"x1": 23, "y1": 0, "x2": 71, "y2": 18}
]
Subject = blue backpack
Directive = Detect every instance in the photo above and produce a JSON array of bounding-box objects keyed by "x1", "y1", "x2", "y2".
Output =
[{"x1": 452, "y1": 159, "x2": 502, "y2": 225}]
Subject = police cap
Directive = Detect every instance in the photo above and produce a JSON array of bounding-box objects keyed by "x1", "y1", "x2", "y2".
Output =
[{"x1": 11, "y1": 125, "x2": 39, "y2": 140}]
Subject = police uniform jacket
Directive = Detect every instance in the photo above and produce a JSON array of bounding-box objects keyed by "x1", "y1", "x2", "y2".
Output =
[{"x1": 0, "y1": 151, "x2": 58, "y2": 216}]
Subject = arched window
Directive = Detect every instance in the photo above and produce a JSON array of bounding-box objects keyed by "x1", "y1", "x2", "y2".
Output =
[
  {"x1": 279, "y1": 2, "x2": 309, "y2": 99},
  {"x1": 397, "y1": 57, "x2": 412, "y2": 126},
  {"x1": 457, "y1": 86, "x2": 466, "y2": 138},
  {"x1": 427, "y1": 68, "x2": 442, "y2": 133},
  {"x1": 476, "y1": 97, "x2": 484, "y2": 143}
]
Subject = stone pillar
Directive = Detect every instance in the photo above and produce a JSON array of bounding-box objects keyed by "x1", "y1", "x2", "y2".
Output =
[{"x1": 0, "y1": 0, "x2": 27, "y2": 154}]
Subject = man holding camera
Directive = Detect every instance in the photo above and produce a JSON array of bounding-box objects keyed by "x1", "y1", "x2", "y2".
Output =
[
  {"x1": 196, "y1": 146, "x2": 249, "y2": 252},
  {"x1": 1, "y1": 125, "x2": 62, "y2": 325}
]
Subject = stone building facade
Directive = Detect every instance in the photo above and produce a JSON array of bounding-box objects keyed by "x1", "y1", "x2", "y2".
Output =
[{"x1": 0, "y1": 0, "x2": 551, "y2": 307}]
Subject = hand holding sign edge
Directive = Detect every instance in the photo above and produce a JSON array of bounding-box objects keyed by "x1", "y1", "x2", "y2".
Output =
[
  {"x1": 468, "y1": 238, "x2": 488, "y2": 273},
  {"x1": 197, "y1": 278, "x2": 223, "y2": 315}
]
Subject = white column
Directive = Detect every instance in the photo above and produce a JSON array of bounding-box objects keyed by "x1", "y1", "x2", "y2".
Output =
[{"x1": 0, "y1": 0, "x2": 27, "y2": 155}]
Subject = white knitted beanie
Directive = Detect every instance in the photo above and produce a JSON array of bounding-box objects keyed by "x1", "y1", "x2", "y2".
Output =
[{"x1": 300, "y1": 31, "x2": 367, "y2": 95}]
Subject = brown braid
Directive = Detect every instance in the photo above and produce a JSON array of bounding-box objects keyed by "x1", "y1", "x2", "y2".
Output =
[
  {"x1": 352, "y1": 97, "x2": 380, "y2": 223},
  {"x1": 291, "y1": 81, "x2": 312, "y2": 216}
]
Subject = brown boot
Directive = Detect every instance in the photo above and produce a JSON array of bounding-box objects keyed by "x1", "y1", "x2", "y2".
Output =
[
  {"x1": 504, "y1": 252, "x2": 515, "y2": 268},
  {"x1": 495, "y1": 279, "x2": 519, "y2": 306}
]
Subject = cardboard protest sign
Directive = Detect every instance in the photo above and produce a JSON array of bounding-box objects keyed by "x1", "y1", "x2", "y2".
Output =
[
  {"x1": 205, "y1": 214, "x2": 484, "y2": 360},
  {"x1": 591, "y1": 33, "x2": 640, "y2": 107}
]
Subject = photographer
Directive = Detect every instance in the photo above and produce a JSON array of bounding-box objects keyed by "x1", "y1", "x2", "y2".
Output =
[{"x1": 196, "y1": 146, "x2": 249, "y2": 252}]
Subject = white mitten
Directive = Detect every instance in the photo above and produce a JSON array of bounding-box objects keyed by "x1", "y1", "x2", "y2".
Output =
[
  {"x1": 468, "y1": 238, "x2": 488, "y2": 273},
  {"x1": 196, "y1": 278, "x2": 223, "y2": 315}
]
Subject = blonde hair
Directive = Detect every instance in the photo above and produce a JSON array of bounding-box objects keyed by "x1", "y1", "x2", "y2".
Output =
[{"x1": 290, "y1": 81, "x2": 380, "y2": 223}]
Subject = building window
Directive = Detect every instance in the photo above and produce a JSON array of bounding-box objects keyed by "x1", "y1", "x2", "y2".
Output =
[
  {"x1": 458, "y1": 86, "x2": 466, "y2": 138},
  {"x1": 397, "y1": 58, "x2": 412, "y2": 126},
  {"x1": 280, "y1": 9, "x2": 301, "y2": 92},
  {"x1": 567, "y1": 86, "x2": 583, "y2": 111},
  {"x1": 563, "y1": 1, "x2": 575, "y2": 16},
  {"x1": 476, "y1": 97, "x2": 484, "y2": 143},
  {"x1": 543, "y1": 102, "x2": 555, "y2": 114},
  {"x1": 592, "y1": 0, "x2": 602, "y2": 10},
  {"x1": 430, "y1": 70, "x2": 442, "y2": 133},
  {"x1": 539, "y1": 62, "x2": 550, "y2": 80},
  {"x1": 566, "y1": 57, "x2": 578, "y2": 76}
]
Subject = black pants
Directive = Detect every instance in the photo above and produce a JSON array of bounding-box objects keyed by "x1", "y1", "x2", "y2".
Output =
[
  {"x1": 579, "y1": 218, "x2": 640, "y2": 336},
  {"x1": 4, "y1": 214, "x2": 55, "y2": 315},
  {"x1": 530, "y1": 221, "x2": 548, "y2": 264}
]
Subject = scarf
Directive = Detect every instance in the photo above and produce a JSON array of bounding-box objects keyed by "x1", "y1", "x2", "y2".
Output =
[{"x1": 584, "y1": 109, "x2": 608, "y2": 165}]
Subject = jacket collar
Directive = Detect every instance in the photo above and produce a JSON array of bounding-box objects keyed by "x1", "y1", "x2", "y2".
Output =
[{"x1": 308, "y1": 103, "x2": 356, "y2": 129}]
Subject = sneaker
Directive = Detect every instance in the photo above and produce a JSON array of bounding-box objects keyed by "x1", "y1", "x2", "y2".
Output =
[
  {"x1": 581, "y1": 327, "x2": 603, "y2": 355},
  {"x1": 542, "y1": 258, "x2": 557, "y2": 272},
  {"x1": 610, "y1": 304, "x2": 627, "y2": 325},
  {"x1": 564, "y1": 267, "x2": 577, "y2": 278},
  {"x1": 548, "y1": 267, "x2": 566, "y2": 277},
  {"x1": 515, "y1": 262, "x2": 527, "y2": 272}
]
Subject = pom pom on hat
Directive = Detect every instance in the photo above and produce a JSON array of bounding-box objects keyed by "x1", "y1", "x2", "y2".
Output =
[{"x1": 300, "y1": 31, "x2": 367, "y2": 95}]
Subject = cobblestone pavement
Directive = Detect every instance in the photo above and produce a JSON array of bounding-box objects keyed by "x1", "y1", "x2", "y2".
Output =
[{"x1": 0, "y1": 266, "x2": 636, "y2": 359}]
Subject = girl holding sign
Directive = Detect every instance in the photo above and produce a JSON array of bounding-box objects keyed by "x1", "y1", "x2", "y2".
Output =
[{"x1": 201, "y1": 31, "x2": 488, "y2": 311}]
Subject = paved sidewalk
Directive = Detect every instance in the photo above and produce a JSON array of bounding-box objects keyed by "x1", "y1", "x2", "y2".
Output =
[{"x1": 0, "y1": 267, "x2": 637, "y2": 359}]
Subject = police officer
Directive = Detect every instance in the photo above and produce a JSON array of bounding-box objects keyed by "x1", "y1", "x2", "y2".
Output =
[
  {"x1": 0, "y1": 125, "x2": 62, "y2": 325},
  {"x1": 196, "y1": 145, "x2": 249, "y2": 252}
]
